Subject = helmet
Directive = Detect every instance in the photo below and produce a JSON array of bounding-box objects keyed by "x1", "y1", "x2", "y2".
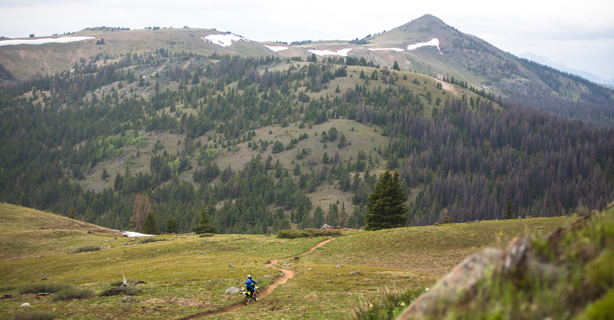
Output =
[{"x1": 247, "y1": 275, "x2": 252, "y2": 279}]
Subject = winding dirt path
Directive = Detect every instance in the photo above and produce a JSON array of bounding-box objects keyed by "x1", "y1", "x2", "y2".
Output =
[{"x1": 178, "y1": 237, "x2": 337, "y2": 319}]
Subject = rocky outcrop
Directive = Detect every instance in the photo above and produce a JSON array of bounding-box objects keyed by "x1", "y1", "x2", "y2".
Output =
[{"x1": 396, "y1": 248, "x2": 503, "y2": 319}]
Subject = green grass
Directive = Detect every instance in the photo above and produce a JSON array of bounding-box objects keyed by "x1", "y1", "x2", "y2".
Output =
[
  {"x1": 0, "y1": 205, "x2": 578, "y2": 319},
  {"x1": 305, "y1": 217, "x2": 574, "y2": 274},
  {"x1": 354, "y1": 209, "x2": 614, "y2": 320}
]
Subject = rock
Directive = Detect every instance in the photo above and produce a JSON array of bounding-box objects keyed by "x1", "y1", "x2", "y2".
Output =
[
  {"x1": 228, "y1": 263, "x2": 234, "y2": 268},
  {"x1": 87, "y1": 230, "x2": 93, "y2": 234},
  {"x1": 397, "y1": 248, "x2": 504, "y2": 320},
  {"x1": 264, "y1": 275, "x2": 270, "y2": 278},
  {"x1": 101, "y1": 246, "x2": 112, "y2": 249},
  {"x1": 20, "y1": 303, "x2": 30, "y2": 307},
  {"x1": 350, "y1": 270, "x2": 362, "y2": 275},
  {"x1": 122, "y1": 296, "x2": 133, "y2": 302},
  {"x1": 294, "y1": 256, "x2": 300, "y2": 260},
  {"x1": 225, "y1": 286, "x2": 240, "y2": 294},
  {"x1": 335, "y1": 264, "x2": 341, "y2": 268},
  {"x1": 434, "y1": 222, "x2": 440, "y2": 226}
]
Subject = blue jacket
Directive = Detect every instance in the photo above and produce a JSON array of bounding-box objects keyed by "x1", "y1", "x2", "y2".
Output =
[{"x1": 245, "y1": 278, "x2": 257, "y2": 289}]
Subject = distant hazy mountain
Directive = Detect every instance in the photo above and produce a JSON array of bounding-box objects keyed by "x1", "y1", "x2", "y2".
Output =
[{"x1": 519, "y1": 52, "x2": 614, "y2": 88}]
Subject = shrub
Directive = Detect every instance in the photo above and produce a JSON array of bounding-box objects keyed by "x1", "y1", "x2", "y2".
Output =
[
  {"x1": 353, "y1": 287, "x2": 425, "y2": 320},
  {"x1": 52, "y1": 287, "x2": 93, "y2": 301},
  {"x1": 12, "y1": 310, "x2": 56, "y2": 320},
  {"x1": 199, "y1": 233, "x2": 214, "y2": 237},
  {"x1": 17, "y1": 283, "x2": 69, "y2": 294},
  {"x1": 276, "y1": 229, "x2": 311, "y2": 239},
  {"x1": 276, "y1": 228, "x2": 341, "y2": 239},
  {"x1": 137, "y1": 237, "x2": 158, "y2": 244},
  {"x1": 70, "y1": 245, "x2": 100, "y2": 254}
]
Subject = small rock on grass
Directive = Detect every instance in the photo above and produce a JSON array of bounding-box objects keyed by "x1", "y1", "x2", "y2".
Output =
[
  {"x1": 225, "y1": 286, "x2": 240, "y2": 294},
  {"x1": 350, "y1": 270, "x2": 362, "y2": 275},
  {"x1": 122, "y1": 296, "x2": 133, "y2": 302}
]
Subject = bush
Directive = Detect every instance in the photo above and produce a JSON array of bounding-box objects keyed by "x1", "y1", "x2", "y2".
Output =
[
  {"x1": 17, "y1": 283, "x2": 69, "y2": 294},
  {"x1": 52, "y1": 287, "x2": 93, "y2": 301},
  {"x1": 353, "y1": 287, "x2": 425, "y2": 320},
  {"x1": 276, "y1": 229, "x2": 311, "y2": 239},
  {"x1": 70, "y1": 245, "x2": 100, "y2": 254},
  {"x1": 12, "y1": 310, "x2": 56, "y2": 320},
  {"x1": 137, "y1": 237, "x2": 158, "y2": 244},
  {"x1": 199, "y1": 233, "x2": 215, "y2": 237},
  {"x1": 276, "y1": 228, "x2": 341, "y2": 239}
]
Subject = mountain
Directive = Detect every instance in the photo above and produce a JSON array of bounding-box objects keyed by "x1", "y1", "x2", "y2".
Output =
[
  {"x1": 519, "y1": 52, "x2": 614, "y2": 88},
  {"x1": 4, "y1": 15, "x2": 610, "y2": 126},
  {"x1": 0, "y1": 15, "x2": 613, "y2": 236}
]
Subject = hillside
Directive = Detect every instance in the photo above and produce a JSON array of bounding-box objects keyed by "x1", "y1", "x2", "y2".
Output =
[
  {"x1": 0, "y1": 44, "x2": 612, "y2": 235},
  {"x1": 2, "y1": 15, "x2": 612, "y2": 126},
  {"x1": 0, "y1": 204, "x2": 576, "y2": 319},
  {"x1": 0, "y1": 204, "x2": 119, "y2": 260},
  {"x1": 0, "y1": 15, "x2": 613, "y2": 236},
  {"x1": 2, "y1": 15, "x2": 613, "y2": 126}
]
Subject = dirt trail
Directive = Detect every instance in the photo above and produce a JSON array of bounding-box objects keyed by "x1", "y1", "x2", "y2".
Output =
[{"x1": 178, "y1": 237, "x2": 337, "y2": 319}]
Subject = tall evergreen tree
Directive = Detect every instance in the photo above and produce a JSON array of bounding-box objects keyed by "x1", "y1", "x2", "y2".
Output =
[
  {"x1": 504, "y1": 200, "x2": 514, "y2": 219},
  {"x1": 166, "y1": 215, "x2": 177, "y2": 234},
  {"x1": 364, "y1": 170, "x2": 407, "y2": 230},
  {"x1": 392, "y1": 60, "x2": 400, "y2": 71},
  {"x1": 193, "y1": 204, "x2": 217, "y2": 234},
  {"x1": 142, "y1": 210, "x2": 159, "y2": 235}
]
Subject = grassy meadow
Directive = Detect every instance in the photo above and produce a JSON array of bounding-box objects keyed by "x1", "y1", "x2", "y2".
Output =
[{"x1": 0, "y1": 204, "x2": 576, "y2": 319}]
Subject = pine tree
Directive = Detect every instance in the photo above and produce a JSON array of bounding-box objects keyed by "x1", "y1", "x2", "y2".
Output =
[
  {"x1": 194, "y1": 204, "x2": 217, "y2": 234},
  {"x1": 101, "y1": 168, "x2": 110, "y2": 180},
  {"x1": 504, "y1": 200, "x2": 514, "y2": 219},
  {"x1": 142, "y1": 210, "x2": 159, "y2": 235},
  {"x1": 392, "y1": 60, "x2": 400, "y2": 71},
  {"x1": 364, "y1": 170, "x2": 407, "y2": 230},
  {"x1": 166, "y1": 215, "x2": 177, "y2": 234}
]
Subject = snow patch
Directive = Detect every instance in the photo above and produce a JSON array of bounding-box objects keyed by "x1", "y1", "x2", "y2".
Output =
[
  {"x1": 406, "y1": 38, "x2": 442, "y2": 54},
  {"x1": 202, "y1": 34, "x2": 247, "y2": 47},
  {"x1": 120, "y1": 231, "x2": 155, "y2": 237},
  {"x1": 308, "y1": 48, "x2": 352, "y2": 57},
  {"x1": 0, "y1": 36, "x2": 95, "y2": 46},
  {"x1": 368, "y1": 48, "x2": 405, "y2": 52},
  {"x1": 264, "y1": 45, "x2": 288, "y2": 52}
]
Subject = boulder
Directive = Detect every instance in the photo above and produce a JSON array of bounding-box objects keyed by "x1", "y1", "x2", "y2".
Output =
[
  {"x1": 225, "y1": 286, "x2": 240, "y2": 294},
  {"x1": 396, "y1": 248, "x2": 504, "y2": 320}
]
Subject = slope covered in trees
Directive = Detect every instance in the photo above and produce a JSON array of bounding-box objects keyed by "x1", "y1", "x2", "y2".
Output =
[{"x1": 0, "y1": 50, "x2": 612, "y2": 234}]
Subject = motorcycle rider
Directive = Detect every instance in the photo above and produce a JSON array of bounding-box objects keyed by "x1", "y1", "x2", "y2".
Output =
[{"x1": 245, "y1": 275, "x2": 258, "y2": 297}]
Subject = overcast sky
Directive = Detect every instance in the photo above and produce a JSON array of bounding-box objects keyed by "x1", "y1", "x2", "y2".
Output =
[{"x1": 1, "y1": 0, "x2": 613, "y2": 79}]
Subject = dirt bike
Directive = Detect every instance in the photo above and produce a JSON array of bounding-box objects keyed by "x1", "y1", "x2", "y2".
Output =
[{"x1": 243, "y1": 286, "x2": 259, "y2": 305}]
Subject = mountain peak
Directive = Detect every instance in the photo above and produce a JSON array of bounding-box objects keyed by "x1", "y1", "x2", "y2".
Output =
[{"x1": 398, "y1": 14, "x2": 447, "y2": 30}]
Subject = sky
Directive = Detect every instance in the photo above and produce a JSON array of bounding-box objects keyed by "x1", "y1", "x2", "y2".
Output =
[{"x1": 1, "y1": 0, "x2": 613, "y2": 79}]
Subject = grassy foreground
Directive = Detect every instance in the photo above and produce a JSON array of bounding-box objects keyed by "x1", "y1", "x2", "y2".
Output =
[{"x1": 0, "y1": 204, "x2": 575, "y2": 319}]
